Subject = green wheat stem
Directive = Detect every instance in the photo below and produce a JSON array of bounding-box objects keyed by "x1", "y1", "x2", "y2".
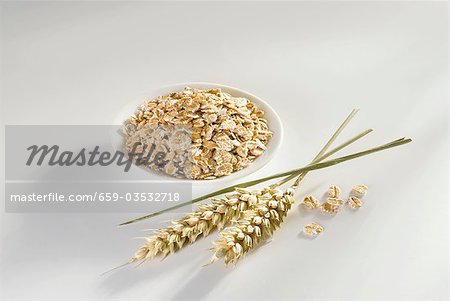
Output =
[{"x1": 118, "y1": 136, "x2": 411, "y2": 226}]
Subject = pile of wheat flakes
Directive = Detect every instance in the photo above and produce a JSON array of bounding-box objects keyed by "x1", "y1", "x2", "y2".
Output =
[{"x1": 125, "y1": 87, "x2": 272, "y2": 179}]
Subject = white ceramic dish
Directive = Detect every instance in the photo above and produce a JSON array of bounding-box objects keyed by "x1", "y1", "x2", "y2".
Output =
[{"x1": 113, "y1": 82, "x2": 283, "y2": 183}]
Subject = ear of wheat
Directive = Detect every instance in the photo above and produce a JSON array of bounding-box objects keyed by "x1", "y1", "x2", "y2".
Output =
[
  {"x1": 210, "y1": 187, "x2": 295, "y2": 264},
  {"x1": 130, "y1": 187, "x2": 261, "y2": 262}
]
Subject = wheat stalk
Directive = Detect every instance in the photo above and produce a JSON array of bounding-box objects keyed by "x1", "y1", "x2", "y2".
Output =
[
  {"x1": 128, "y1": 135, "x2": 410, "y2": 265},
  {"x1": 210, "y1": 137, "x2": 412, "y2": 265},
  {"x1": 125, "y1": 109, "x2": 411, "y2": 266}
]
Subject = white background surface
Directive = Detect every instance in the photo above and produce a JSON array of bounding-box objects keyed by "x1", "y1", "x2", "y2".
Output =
[{"x1": 1, "y1": 1, "x2": 448, "y2": 300}]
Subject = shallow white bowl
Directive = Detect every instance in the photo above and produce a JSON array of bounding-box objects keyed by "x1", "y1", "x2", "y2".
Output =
[{"x1": 113, "y1": 82, "x2": 283, "y2": 184}]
